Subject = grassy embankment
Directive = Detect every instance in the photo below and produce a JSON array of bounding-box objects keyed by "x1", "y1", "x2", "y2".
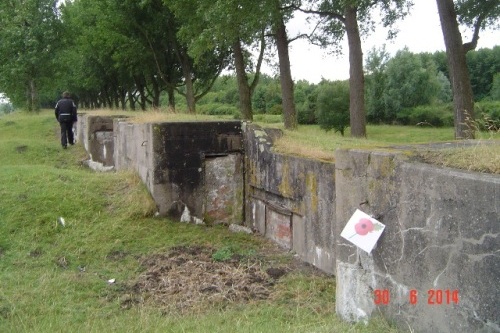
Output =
[{"x1": 0, "y1": 110, "x2": 400, "y2": 332}]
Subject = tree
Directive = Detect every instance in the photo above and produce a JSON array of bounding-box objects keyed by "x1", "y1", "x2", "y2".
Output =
[
  {"x1": 0, "y1": 0, "x2": 62, "y2": 111},
  {"x1": 491, "y1": 73, "x2": 500, "y2": 100},
  {"x1": 273, "y1": 2, "x2": 298, "y2": 129},
  {"x1": 432, "y1": 47, "x2": 500, "y2": 102},
  {"x1": 295, "y1": 0, "x2": 412, "y2": 137},
  {"x1": 166, "y1": 0, "x2": 269, "y2": 119},
  {"x1": 383, "y1": 49, "x2": 441, "y2": 120},
  {"x1": 436, "y1": 71, "x2": 453, "y2": 103},
  {"x1": 167, "y1": 0, "x2": 300, "y2": 127},
  {"x1": 435, "y1": 0, "x2": 500, "y2": 139},
  {"x1": 365, "y1": 46, "x2": 390, "y2": 123},
  {"x1": 317, "y1": 80, "x2": 350, "y2": 136},
  {"x1": 58, "y1": 0, "x2": 148, "y2": 109},
  {"x1": 295, "y1": 80, "x2": 318, "y2": 124},
  {"x1": 113, "y1": 0, "x2": 183, "y2": 110},
  {"x1": 466, "y1": 46, "x2": 500, "y2": 100}
]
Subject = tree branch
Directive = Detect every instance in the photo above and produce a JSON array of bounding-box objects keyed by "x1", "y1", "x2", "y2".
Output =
[
  {"x1": 289, "y1": 4, "x2": 345, "y2": 23},
  {"x1": 250, "y1": 30, "x2": 266, "y2": 94},
  {"x1": 194, "y1": 55, "x2": 226, "y2": 102},
  {"x1": 462, "y1": 0, "x2": 498, "y2": 53},
  {"x1": 463, "y1": 13, "x2": 484, "y2": 53},
  {"x1": 288, "y1": 17, "x2": 329, "y2": 45}
]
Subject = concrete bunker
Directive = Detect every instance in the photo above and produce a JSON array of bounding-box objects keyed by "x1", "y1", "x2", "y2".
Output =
[
  {"x1": 152, "y1": 121, "x2": 244, "y2": 224},
  {"x1": 77, "y1": 114, "x2": 127, "y2": 169},
  {"x1": 77, "y1": 114, "x2": 500, "y2": 333}
]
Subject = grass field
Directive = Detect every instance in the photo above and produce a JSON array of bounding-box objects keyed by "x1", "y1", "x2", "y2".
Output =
[{"x1": 0, "y1": 110, "x2": 400, "y2": 332}]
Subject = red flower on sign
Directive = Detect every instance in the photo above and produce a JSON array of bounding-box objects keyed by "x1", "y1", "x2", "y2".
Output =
[
  {"x1": 355, "y1": 218, "x2": 374, "y2": 235},
  {"x1": 349, "y1": 217, "x2": 383, "y2": 239}
]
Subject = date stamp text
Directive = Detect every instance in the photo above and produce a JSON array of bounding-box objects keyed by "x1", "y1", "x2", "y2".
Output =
[{"x1": 374, "y1": 289, "x2": 459, "y2": 305}]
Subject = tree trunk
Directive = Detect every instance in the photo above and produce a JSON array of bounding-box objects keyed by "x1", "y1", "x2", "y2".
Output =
[
  {"x1": 128, "y1": 88, "x2": 136, "y2": 111},
  {"x1": 233, "y1": 39, "x2": 253, "y2": 121},
  {"x1": 178, "y1": 52, "x2": 196, "y2": 114},
  {"x1": 119, "y1": 88, "x2": 127, "y2": 110},
  {"x1": 151, "y1": 76, "x2": 161, "y2": 109},
  {"x1": 345, "y1": 5, "x2": 366, "y2": 138},
  {"x1": 134, "y1": 76, "x2": 147, "y2": 111},
  {"x1": 167, "y1": 85, "x2": 176, "y2": 112},
  {"x1": 436, "y1": 0, "x2": 475, "y2": 139},
  {"x1": 275, "y1": 15, "x2": 297, "y2": 130},
  {"x1": 28, "y1": 79, "x2": 39, "y2": 112},
  {"x1": 114, "y1": 92, "x2": 120, "y2": 109},
  {"x1": 104, "y1": 86, "x2": 113, "y2": 108}
]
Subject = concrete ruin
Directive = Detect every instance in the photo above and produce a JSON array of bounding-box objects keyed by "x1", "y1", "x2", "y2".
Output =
[{"x1": 76, "y1": 114, "x2": 500, "y2": 333}]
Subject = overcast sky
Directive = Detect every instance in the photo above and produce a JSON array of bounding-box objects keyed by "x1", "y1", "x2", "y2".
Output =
[{"x1": 279, "y1": 0, "x2": 499, "y2": 83}]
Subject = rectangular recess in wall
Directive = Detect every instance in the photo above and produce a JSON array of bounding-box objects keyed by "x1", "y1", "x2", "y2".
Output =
[
  {"x1": 204, "y1": 154, "x2": 243, "y2": 224},
  {"x1": 266, "y1": 207, "x2": 292, "y2": 249}
]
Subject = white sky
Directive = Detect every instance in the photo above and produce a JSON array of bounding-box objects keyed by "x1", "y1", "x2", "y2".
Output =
[{"x1": 280, "y1": 0, "x2": 499, "y2": 83}]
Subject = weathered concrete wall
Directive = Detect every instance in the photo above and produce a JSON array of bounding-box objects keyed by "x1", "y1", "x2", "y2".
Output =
[
  {"x1": 75, "y1": 113, "x2": 85, "y2": 145},
  {"x1": 114, "y1": 120, "x2": 153, "y2": 186},
  {"x1": 335, "y1": 149, "x2": 500, "y2": 333},
  {"x1": 77, "y1": 115, "x2": 499, "y2": 332},
  {"x1": 76, "y1": 114, "x2": 125, "y2": 167},
  {"x1": 112, "y1": 119, "x2": 244, "y2": 224},
  {"x1": 204, "y1": 154, "x2": 244, "y2": 224},
  {"x1": 150, "y1": 121, "x2": 243, "y2": 222},
  {"x1": 243, "y1": 124, "x2": 336, "y2": 274}
]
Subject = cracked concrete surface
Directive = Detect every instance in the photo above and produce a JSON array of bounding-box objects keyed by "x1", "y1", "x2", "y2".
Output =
[
  {"x1": 77, "y1": 116, "x2": 499, "y2": 333},
  {"x1": 335, "y1": 149, "x2": 499, "y2": 333}
]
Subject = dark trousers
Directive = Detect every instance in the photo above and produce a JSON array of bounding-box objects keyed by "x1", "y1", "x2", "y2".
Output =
[{"x1": 60, "y1": 121, "x2": 74, "y2": 147}]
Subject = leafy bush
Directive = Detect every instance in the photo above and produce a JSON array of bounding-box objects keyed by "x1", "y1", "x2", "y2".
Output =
[
  {"x1": 395, "y1": 104, "x2": 453, "y2": 127},
  {"x1": 393, "y1": 102, "x2": 499, "y2": 130},
  {"x1": 475, "y1": 101, "x2": 500, "y2": 131},
  {"x1": 297, "y1": 99, "x2": 317, "y2": 124},
  {"x1": 297, "y1": 91, "x2": 318, "y2": 125},
  {"x1": 296, "y1": 82, "x2": 318, "y2": 124},
  {"x1": 316, "y1": 81, "x2": 350, "y2": 136},
  {"x1": 198, "y1": 103, "x2": 239, "y2": 116},
  {"x1": 490, "y1": 73, "x2": 500, "y2": 101},
  {"x1": 383, "y1": 49, "x2": 442, "y2": 121},
  {"x1": 267, "y1": 104, "x2": 283, "y2": 115}
]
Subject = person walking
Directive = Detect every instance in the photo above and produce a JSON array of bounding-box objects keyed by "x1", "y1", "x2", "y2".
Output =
[{"x1": 55, "y1": 91, "x2": 77, "y2": 149}]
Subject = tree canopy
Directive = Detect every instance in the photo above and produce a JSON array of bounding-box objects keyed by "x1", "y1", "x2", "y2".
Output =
[
  {"x1": 0, "y1": 0, "x2": 62, "y2": 111},
  {"x1": 0, "y1": 0, "x2": 498, "y2": 139}
]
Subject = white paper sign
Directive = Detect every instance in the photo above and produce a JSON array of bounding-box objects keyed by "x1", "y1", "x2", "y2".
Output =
[{"x1": 340, "y1": 209, "x2": 385, "y2": 254}]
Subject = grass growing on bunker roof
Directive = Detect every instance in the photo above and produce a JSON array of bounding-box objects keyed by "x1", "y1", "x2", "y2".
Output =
[
  {"x1": 0, "y1": 109, "x2": 401, "y2": 332},
  {"x1": 82, "y1": 108, "x2": 500, "y2": 172},
  {"x1": 269, "y1": 123, "x2": 499, "y2": 168}
]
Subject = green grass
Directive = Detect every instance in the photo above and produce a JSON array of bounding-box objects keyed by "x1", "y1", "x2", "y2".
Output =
[
  {"x1": 259, "y1": 124, "x2": 457, "y2": 162},
  {"x1": 0, "y1": 110, "x2": 401, "y2": 332},
  {"x1": 261, "y1": 120, "x2": 499, "y2": 172}
]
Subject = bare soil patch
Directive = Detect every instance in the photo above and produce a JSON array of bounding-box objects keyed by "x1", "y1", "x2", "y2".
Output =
[{"x1": 121, "y1": 245, "x2": 324, "y2": 314}]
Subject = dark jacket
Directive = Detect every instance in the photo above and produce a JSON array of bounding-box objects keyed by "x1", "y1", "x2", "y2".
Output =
[{"x1": 55, "y1": 98, "x2": 77, "y2": 122}]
